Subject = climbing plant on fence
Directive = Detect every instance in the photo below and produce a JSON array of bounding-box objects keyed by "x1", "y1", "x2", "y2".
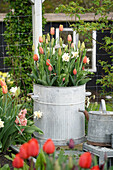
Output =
[
  {"x1": 56, "y1": 0, "x2": 113, "y2": 104},
  {"x1": 3, "y1": 0, "x2": 46, "y2": 97}
]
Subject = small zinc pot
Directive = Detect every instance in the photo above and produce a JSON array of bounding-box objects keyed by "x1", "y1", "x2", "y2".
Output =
[{"x1": 32, "y1": 84, "x2": 86, "y2": 146}]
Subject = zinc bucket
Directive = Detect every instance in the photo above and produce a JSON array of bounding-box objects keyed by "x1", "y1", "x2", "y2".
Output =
[{"x1": 33, "y1": 84, "x2": 86, "y2": 146}]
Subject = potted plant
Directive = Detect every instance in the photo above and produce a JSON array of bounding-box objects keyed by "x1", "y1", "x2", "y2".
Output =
[{"x1": 30, "y1": 25, "x2": 91, "y2": 146}]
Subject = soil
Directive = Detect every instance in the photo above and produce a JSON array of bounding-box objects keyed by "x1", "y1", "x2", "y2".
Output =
[{"x1": 0, "y1": 149, "x2": 17, "y2": 169}]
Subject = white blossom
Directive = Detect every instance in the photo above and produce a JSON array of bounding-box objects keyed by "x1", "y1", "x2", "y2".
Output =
[
  {"x1": 0, "y1": 119, "x2": 4, "y2": 128},
  {"x1": 71, "y1": 52, "x2": 79, "y2": 58},
  {"x1": 10, "y1": 86, "x2": 18, "y2": 95},
  {"x1": 34, "y1": 111, "x2": 43, "y2": 120},
  {"x1": 62, "y1": 53, "x2": 70, "y2": 62},
  {"x1": 87, "y1": 57, "x2": 90, "y2": 64}
]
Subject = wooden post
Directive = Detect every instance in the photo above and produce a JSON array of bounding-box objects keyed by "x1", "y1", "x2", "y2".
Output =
[{"x1": 31, "y1": 0, "x2": 42, "y2": 54}]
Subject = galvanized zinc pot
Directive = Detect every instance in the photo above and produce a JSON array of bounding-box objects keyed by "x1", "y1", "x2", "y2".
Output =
[
  {"x1": 81, "y1": 100, "x2": 113, "y2": 147},
  {"x1": 32, "y1": 84, "x2": 86, "y2": 146}
]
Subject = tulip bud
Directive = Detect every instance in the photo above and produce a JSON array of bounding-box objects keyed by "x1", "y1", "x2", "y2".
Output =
[
  {"x1": 71, "y1": 43, "x2": 74, "y2": 48},
  {"x1": 43, "y1": 35, "x2": 45, "y2": 43},
  {"x1": 73, "y1": 68, "x2": 77, "y2": 75},
  {"x1": 28, "y1": 138, "x2": 39, "y2": 157},
  {"x1": 65, "y1": 45, "x2": 68, "y2": 51},
  {"x1": 39, "y1": 36, "x2": 43, "y2": 43},
  {"x1": 83, "y1": 56, "x2": 87, "y2": 64},
  {"x1": 2, "y1": 85, "x2": 8, "y2": 94},
  {"x1": 0, "y1": 80, "x2": 6, "y2": 87},
  {"x1": 79, "y1": 152, "x2": 92, "y2": 169},
  {"x1": 58, "y1": 48, "x2": 62, "y2": 56},
  {"x1": 51, "y1": 38, "x2": 54, "y2": 46},
  {"x1": 67, "y1": 139, "x2": 75, "y2": 149},
  {"x1": 46, "y1": 59, "x2": 50, "y2": 66},
  {"x1": 39, "y1": 47, "x2": 44, "y2": 54},
  {"x1": 90, "y1": 165, "x2": 100, "y2": 170},
  {"x1": 59, "y1": 37, "x2": 63, "y2": 46},
  {"x1": 59, "y1": 24, "x2": 63, "y2": 31},
  {"x1": 50, "y1": 27, "x2": 55, "y2": 35},
  {"x1": 46, "y1": 39, "x2": 48, "y2": 44},
  {"x1": 33, "y1": 54, "x2": 38, "y2": 61},
  {"x1": 81, "y1": 42, "x2": 85, "y2": 51},
  {"x1": 19, "y1": 143, "x2": 29, "y2": 159},
  {"x1": 47, "y1": 33, "x2": 50, "y2": 42},
  {"x1": 15, "y1": 87, "x2": 20, "y2": 97},
  {"x1": 67, "y1": 34, "x2": 72, "y2": 42},
  {"x1": 68, "y1": 156, "x2": 73, "y2": 168},
  {"x1": 32, "y1": 44, "x2": 35, "y2": 51},
  {"x1": 12, "y1": 154, "x2": 24, "y2": 168},
  {"x1": 78, "y1": 40, "x2": 81, "y2": 49},
  {"x1": 43, "y1": 138, "x2": 55, "y2": 154},
  {"x1": 54, "y1": 160, "x2": 61, "y2": 170},
  {"x1": 48, "y1": 65, "x2": 53, "y2": 72}
]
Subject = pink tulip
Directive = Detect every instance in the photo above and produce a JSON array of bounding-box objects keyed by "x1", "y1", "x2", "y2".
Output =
[
  {"x1": 67, "y1": 34, "x2": 72, "y2": 42},
  {"x1": 48, "y1": 65, "x2": 53, "y2": 72}
]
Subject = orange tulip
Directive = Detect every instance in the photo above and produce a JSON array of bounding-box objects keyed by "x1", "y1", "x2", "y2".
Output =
[
  {"x1": 50, "y1": 27, "x2": 55, "y2": 35},
  {"x1": 79, "y1": 152, "x2": 92, "y2": 169},
  {"x1": 2, "y1": 85, "x2": 8, "y2": 94},
  {"x1": 39, "y1": 36, "x2": 43, "y2": 43},
  {"x1": 59, "y1": 24, "x2": 63, "y2": 31},
  {"x1": 12, "y1": 154, "x2": 24, "y2": 168},
  {"x1": 73, "y1": 68, "x2": 77, "y2": 75},
  {"x1": 39, "y1": 47, "x2": 44, "y2": 54},
  {"x1": 48, "y1": 65, "x2": 53, "y2": 72},
  {"x1": 83, "y1": 56, "x2": 87, "y2": 64},
  {"x1": 43, "y1": 138, "x2": 55, "y2": 154},
  {"x1": 0, "y1": 80, "x2": 6, "y2": 87},
  {"x1": 67, "y1": 34, "x2": 72, "y2": 42},
  {"x1": 33, "y1": 54, "x2": 38, "y2": 61}
]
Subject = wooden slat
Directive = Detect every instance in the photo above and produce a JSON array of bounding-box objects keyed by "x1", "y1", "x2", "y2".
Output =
[{"x1": 44, "y1": 12, "x2": 113, "y2": 22}]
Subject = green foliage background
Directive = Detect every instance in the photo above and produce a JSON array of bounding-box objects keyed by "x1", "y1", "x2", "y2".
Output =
[{"x1": 3, "y1": 0, "x2": 46, "y2": 97}]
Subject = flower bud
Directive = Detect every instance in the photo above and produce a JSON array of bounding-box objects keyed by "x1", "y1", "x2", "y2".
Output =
[
  {"x1": 48, "y1": 65, "x2": 53, "y2": 72},
  {"x1": 68, "y1": 139, "x2": 75, "y2": 149},
  {"x1": 65, "y1": 45, "x2": 68, "y2": 51},
  {"x1": 71, "y1": 43, "x2": 74, "y2": 48},
  {"x1": 43, "y1": 35, "x2": 45, "y2": 43},
  {"x1": 39, "y1": 36, "x2": 43, "y2": 43},
  {"x1": 83, "y1": 56, "x2": 87, "y2": 64},
  {"x1": 54, "y1": 160, "x2": 61, "y2": 170},
  {"x1": 58, "y1": 48, "x2": 62, "y2": 56},
  {"x1": 67, "y1": 34, "x2": 72, "y2": 42},
  {"x1": 32, "y1": 44, "x2": 35, "y2": 51},
  {"x1": 12, "y1": 154, "x2": 24, "y2": 168},
  {"x1": 59, "y1": 37, "x2": 63, "y2": 46},
  {"x1": 51, "y1": 38, "x2": 54, "y2": 46},
  {"x1": 46, "y1": 39, "x2": 48, "y2": 44},
  {"x1": 68, "y1": 156, "x2": 73, "y2": 168},
  {"x1": 2, "y1": 85, "x2": 8, "y2": 94},
  {"x1": 79, "y1": 152, "x2": 92, "y2": 169},
  {"x1": 33, "y1": 54, "x2": 38, "y2": 61},
  {"x1": 46, "y1": 59, "x2": 50, "y2": 66},
  {"x1": 50, "y1": 27, "x2": 55, "y2": 35},
  {"x1": 47, "y1": 33, "x2": 50, "y2": 42},
  {"x1": 39, "y1": 47, "x2": 44, "y2": 54},
  {"x1": 81, "y1": 42, "x2": 85, "y2": 51},
  {"x1": 73, "y1": 68, "x2": 77, "y2": 75},
  {"x1": 78, "y1": 40, "x2": 81, "y2": 49},
  {"x1": 59, "y1": 24, "x2": 63, "y2": 31}
]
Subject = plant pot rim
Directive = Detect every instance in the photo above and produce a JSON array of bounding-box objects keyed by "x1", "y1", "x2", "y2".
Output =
[{"x1": 33, "y1": 83, "x2": 86, "y2": 89}]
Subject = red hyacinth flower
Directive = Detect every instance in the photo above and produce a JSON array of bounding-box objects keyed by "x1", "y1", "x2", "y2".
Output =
[
  {"x1": 83, "y1": 56, "x2": 87, "y2": 64},
  {"x1": 19, "y1": 142, "x2": 29, "y2": 159},
  {"x1": 33, "y1": 54, "x2": 38, "y2": 61},
  {"x1": 90, "y1": 165, "x2": 100, "y2": 170},
  {"x1": 46, "y1": 59, "x2": 50, "y2": 66},
  {"x1": 12, "y1": 154, "x2": 24, "y2": 168},
  {"x1": 28, "y1": 138, "x2": 39, "y2": 157},
  {"x1": 43, "y1": 138, "x2": 55, "y2": 154},
  {"x1": 73, "y1": 68, "x2": 77, "y2": 75},
  {"x1": 79, "y1": 152, "x2": 92, "y2": 169}
]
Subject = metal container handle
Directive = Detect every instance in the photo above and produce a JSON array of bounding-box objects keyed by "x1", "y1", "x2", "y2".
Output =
[
  {"x1": 78, "y1": 109, "x2": 89, "y2": 121},
  {"x1": 99, "y1": 99, "x2": 107, "y2": 114}
]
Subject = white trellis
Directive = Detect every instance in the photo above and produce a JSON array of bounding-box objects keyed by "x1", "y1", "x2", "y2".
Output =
[{"x1": 29, "y1": 0, "x2": 45, "y2": 54}]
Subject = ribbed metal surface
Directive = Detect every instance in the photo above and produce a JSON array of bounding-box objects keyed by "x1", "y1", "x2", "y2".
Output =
[
  {"x1": 33, "y1": 84, "x2": 86, "y2": 146},
  {"x1": 87, "y1": 111, "x2": 113, "y2": 145}
]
